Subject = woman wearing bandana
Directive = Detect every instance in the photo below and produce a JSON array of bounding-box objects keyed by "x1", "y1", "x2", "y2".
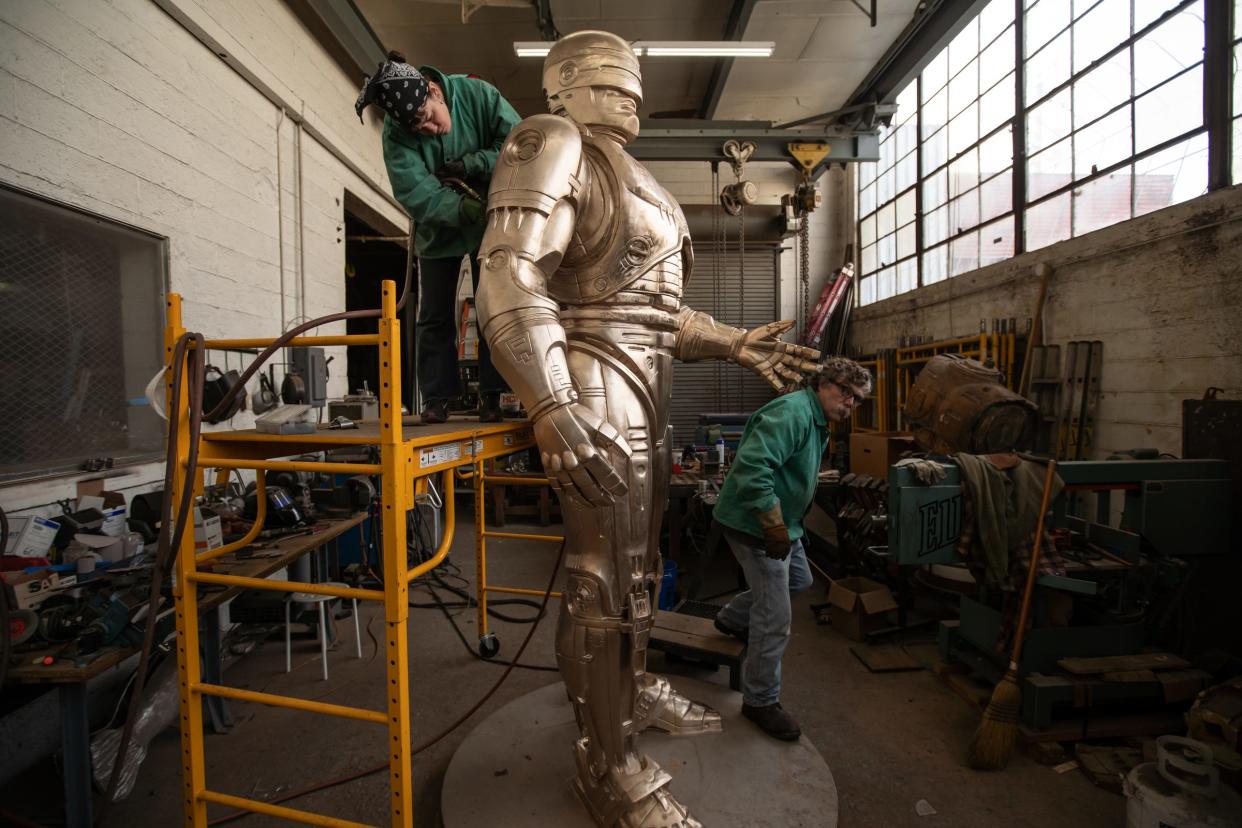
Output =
[{"x1": 356, "y1": 52, "x2": 520, "y2": 423}]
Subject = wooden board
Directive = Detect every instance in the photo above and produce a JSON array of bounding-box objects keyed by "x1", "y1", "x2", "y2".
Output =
[
  {"x1": 1018, "y1": 710, "x2": 1186, "y2": 744},
  {"x1": 850, "y1": 645, "x2": 922, "y2": 673},
  {"x1": 1057, "y1": 653, "x2": 1190, "y2": 675},
  {"x1": 652, "y1": 613, "x2": 744, "y2": 660}
]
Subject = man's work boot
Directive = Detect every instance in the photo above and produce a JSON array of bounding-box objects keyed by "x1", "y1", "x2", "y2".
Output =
[
  {"x1": 742, "y1": 702, "x2": 801, "y2": 741},
  {"x1": 713, "y1": 615, "x2": 748, "y2": 644},
  {"x1": 478, "y1": 392, "x2": 503, "y2": 423},
  {"x1": 420, "y1": 399, "x2": 450, "y2": 424}
]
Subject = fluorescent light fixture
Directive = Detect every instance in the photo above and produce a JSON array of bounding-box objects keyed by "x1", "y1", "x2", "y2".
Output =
[
  {"x1": 513, "y1": 41, "x2": 774, "y2": 59},
  {"x1": 642, "y1": 41, "x2": 774, "y2": 57},
  {"x1": 514, "y1": 43, "x2": 553, "y2": 57}
]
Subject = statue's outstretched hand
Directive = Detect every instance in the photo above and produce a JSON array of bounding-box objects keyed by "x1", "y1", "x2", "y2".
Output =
[
  {"x1": 534, "y1": 403, "x2": 632, "y2": 506},
  {"x1": 734, "y1": 320, "x2": 822, "y2": 392}
]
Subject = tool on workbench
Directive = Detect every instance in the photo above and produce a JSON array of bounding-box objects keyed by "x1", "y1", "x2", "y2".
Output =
[{"x1": 969, "y1": 458, "x2": 1058, "y2": 770}]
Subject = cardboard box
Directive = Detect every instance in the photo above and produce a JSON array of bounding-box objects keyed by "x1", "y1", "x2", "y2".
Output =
[
  {"x1": 194, "y1": 509, "x2": 223, "y2": 554},
  {"x1": 849, "y1": 431, "x2": 916, "y2": 480},
  {"x1": 4, "y1": 515, "x2": 61, "y2": 558},
  {"x1": 77, "y1": 481, "x2": 128, "y2": 536},
  {"x1": 2, "y1": 569, "x2": 61, "y2": 610},
  {"x1": 826, "y1": 576, "x2": 898, "y2": 641}
]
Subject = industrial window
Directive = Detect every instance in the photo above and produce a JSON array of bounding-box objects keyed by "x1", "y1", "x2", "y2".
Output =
[
  {"x1": 1234, "y1": 0, "x2": 1242, "y2": 181},
  {"x1": 856, "y1": 0, "x2": 1231, "y2": 306},
  {"x1": 0, "y1": 185, "x2": 168, "y2": 483}
]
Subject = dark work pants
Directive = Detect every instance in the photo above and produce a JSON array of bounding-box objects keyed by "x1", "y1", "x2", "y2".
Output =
[{"x1": 416, "y1": 254, "x2": 503, "y2": 403}]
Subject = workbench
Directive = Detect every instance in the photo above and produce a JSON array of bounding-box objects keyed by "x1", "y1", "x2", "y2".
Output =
[{"x1": 4, "y1": 512, "x2": 366, "y2": 828}]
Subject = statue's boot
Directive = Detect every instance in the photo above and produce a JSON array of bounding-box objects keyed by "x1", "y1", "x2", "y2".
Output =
[
  {"x1": 573, "y1": 741, "x2": 703, "y2": 828},
  {"x1": 634, "y1": 673, "x2": 722, "y2": 736}
]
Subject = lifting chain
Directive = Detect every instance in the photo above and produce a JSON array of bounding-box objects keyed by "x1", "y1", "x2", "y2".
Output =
[{"x1": 799, "y1": 215, "x2": 810, "y2": 341}]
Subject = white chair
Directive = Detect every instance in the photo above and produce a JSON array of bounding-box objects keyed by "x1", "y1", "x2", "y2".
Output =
[{"x1": 284, "y1": 582, "x2": 362, "y2": 680}]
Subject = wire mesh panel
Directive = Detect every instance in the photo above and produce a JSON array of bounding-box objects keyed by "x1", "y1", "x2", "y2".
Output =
[{"x1": 0, "y1": 186, "x2": 167, "y2": 482}]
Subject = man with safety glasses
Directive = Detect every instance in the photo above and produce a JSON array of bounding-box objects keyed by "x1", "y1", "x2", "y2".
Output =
[{"x1": 713, "y1": 356, "x2": 872, "y2": 741}]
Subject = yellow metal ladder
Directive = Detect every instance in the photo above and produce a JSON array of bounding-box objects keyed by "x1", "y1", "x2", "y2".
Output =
[{"x1": 165, "y1": 279, "x2": 535, "y2": 826}]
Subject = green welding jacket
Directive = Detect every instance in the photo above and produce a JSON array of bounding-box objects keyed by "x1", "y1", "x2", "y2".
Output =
[
  {"x1": 381, "y1": 67, "x2": 521, "y2": 259},
  {"x1": 713, "y1": 387, "x2": 830, "y2": 542}
]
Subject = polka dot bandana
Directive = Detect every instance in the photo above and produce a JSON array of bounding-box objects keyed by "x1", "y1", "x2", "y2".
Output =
[{"x1": 355, "y1": 56, "x2": 430, "y2": 133}]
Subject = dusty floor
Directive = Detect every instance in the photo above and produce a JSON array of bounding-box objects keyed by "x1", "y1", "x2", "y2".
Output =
[{"x1": 10, "y1": 510, "x2": 1123, "y2": 826}]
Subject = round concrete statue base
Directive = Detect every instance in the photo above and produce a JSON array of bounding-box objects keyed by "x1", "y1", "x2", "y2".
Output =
[{"x1": 441, "y1": 676, "x2": 838, "y2": 826}]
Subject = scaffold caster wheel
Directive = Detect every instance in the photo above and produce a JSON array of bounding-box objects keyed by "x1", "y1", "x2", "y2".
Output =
[{"x1": 478, "y1": 634, "x2": 500, "y2": 659}]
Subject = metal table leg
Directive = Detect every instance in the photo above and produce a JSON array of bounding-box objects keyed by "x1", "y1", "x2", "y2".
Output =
[
  {"x1": 201, "y1": 605, "x2": 233, "y2": 732},
  {"x1": 59, "y1": 682, "x2": 92, "y2": 828}
]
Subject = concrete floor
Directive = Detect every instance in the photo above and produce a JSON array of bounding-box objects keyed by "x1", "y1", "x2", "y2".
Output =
[{"x1": 19, "y1": 509, "x2": 1122, "y2": 826}]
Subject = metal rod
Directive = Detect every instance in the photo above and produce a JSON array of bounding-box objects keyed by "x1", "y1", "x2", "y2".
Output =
[
  {"x1": 474, "y1": 459, "x2": 489, "y2": 638},
  {"x1": 187, "y1": 571, "x2": 383, "y2": 602},
  {"x1": 406, "y1": 471, "x2": 457, "y2": 581},
  {"x1": 197, "y1": 476, "x2": 266, "y2": 564},
  {"x1": 197, "y1": 790, "x2": 370, "y2": 828},
  {"x1": 194, "y1": 683, "x2": 387, "y2": 724},
  {"x1": 482, "y1": 530, "x2": 565, "y2": 543},
  {"x1": 485, "y1": 585, "x2": 564, "y2": 599},
  {"x1": 480, "y1": 474, "x2": 551, "y2": 487},
  {"x1": 201, "y1": 335, "x2": 379, "y2": 349},
  {"x1": 204, "y1": 458, "x2": 382, "y2": 475}
]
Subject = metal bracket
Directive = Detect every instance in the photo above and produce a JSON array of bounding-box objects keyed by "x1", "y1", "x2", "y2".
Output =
[
  {"x1": 850, "y1": 0, "x2": 878, "y2": 27},
  {"x1": 788, "y1": 142, "x2": 831, "y2": 181}
]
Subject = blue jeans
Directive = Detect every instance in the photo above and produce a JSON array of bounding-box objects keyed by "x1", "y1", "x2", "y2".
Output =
[{"x1": 716, "y1": 525, "x2": 814, "y2": 707}]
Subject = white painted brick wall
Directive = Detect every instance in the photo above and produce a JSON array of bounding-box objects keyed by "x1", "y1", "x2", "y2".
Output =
[
  {"x1": 0, "y1": 0, "x2": 405, "y2": 513},
  {"x1": 847, "y1": 186, "x2": 1242, "y2": 458}
]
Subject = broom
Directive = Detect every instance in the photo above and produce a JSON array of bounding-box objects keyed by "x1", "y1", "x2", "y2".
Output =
[{"x1": 968, "y1": 458, "x2": 1058, "y2": 770}]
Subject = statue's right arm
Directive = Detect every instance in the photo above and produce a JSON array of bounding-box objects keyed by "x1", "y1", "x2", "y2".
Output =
[{"x1": 476, "y1": 115, "x2": 629, "y2": 505}]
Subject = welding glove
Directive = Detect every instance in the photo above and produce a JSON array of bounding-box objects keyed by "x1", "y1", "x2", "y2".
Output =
[
  {"x1": 437, "y1": 159, "x2": 468, "y2": 180},
  {"x1": 755, "y1": 504, "x2": 791, "y2": 561},
  {"x1": 459, "y1": 196, "x2": 485, "y2": 226}
]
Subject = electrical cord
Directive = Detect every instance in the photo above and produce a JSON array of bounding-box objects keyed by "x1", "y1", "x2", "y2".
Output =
[
  {"x1": 105, "y1": 331, "x2": 206, "y2": 806},
  {"x1": 414, "y1": 574, "x2": 558, "y2": 673},
  {"x1": 206, "y1": 538, "x2": 567, "y2": 826},
  {"x1": 103, "y1": 246, "x2": 417, "y2": 809},
  {"x1": 0, "y1": 504, "x2": 11, "y2": 688}
]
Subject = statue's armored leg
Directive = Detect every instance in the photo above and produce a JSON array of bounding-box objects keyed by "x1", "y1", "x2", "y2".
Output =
[{"x1": 554, "y1": 347, "x2": 705, "y2": 827}]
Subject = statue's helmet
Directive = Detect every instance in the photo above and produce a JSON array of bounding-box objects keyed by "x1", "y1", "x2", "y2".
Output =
[{"x1": 543, "y1": 30, "x2": 643, "y2": 112}]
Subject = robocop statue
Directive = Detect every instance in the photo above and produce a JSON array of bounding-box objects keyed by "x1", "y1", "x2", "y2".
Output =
[{"x1": 475, "y1": 30, "x2": 821, "y2": 827}]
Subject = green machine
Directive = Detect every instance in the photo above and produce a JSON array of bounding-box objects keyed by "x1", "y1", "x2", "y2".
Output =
[{"x1": 883, "y1": 458, "x2": 1233, "y2": 727}]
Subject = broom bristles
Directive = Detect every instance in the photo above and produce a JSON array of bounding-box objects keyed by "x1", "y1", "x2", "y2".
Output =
[{"x1": 968, "y1": 669, "x2": 1021, "y2": 770}]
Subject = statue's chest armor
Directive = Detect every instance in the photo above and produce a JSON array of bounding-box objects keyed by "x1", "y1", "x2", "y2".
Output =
[{"x1": 550, "y1": 137, "x2": 689, "y2": 305}]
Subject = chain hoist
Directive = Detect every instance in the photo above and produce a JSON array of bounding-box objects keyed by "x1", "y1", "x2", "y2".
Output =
[{"x1": 799, "y1": 217, "x2": 810, "y2": 340}]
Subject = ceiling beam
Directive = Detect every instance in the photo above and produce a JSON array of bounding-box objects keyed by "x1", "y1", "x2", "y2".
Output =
[
  {"x1": 696, "y1": 0, "x2": 759, "y2": 120},
  {"x1": 300, "y1": 0, "x2": 388, "y2": 78},
  {"x1": 777, "y1": 0, "x2": 989, "y2": 129},
  {"x1": 630, "y1": 121, "x2": 880, "y2": 168}
]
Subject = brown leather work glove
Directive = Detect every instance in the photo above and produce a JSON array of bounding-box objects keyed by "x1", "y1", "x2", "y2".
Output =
[{"x1": 756, "y1": 505, "x2": 791, "y2": 561}]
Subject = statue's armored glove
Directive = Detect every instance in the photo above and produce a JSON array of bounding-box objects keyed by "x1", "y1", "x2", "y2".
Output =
[
  {"x1": 733, "y1": 321, "x2": 822, "y2": 393},
  {"x1": 535, "y1": 403, "x2": 633, "y2": 506}
]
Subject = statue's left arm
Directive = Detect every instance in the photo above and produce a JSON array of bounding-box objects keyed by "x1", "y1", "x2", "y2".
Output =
[{"x1": 674, "y1": 309, "x2": 821, "y2": 392}]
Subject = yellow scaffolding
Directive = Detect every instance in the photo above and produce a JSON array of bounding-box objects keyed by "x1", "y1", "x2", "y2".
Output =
[
  {"x1": 848, "y1": 356, "x2": 887, "y2": 433},
  {"x1": 165, "y1": 280, "x2": 537, "y2": 827},
  {"x1": 893, "y1": 333, "x2": 1018, "y2": 429},
  {"x1": 463, "y1": 464, "x2": 563, "y2": 646}
]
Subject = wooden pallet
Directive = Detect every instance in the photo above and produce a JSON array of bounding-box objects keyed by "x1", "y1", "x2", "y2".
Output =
[{"x1": 649, "y1": 611, "x2": 745, "y2": 691}]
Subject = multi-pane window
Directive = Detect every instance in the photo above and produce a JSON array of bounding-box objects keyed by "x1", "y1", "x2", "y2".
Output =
[
  {"x1": 856, "y1": 0, "x2": 1230, "y2": 306},
  {"x1": 858, "y1": 84, "x2": 918, "y2": 305},
  {"x1": 1234, "y1": 0, "x2": 1241, "y2": 182},
  {"x1": 1024, "y1": 0, "x2": 1208, "y2": 250}
]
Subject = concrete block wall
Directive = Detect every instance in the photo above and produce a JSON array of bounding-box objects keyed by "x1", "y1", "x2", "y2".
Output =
[
  {"x1": 846, "y1": 186, "x2": 1242, "y2": 457},
  {"x1": 0, "y1": 0, "x2": 406, "y2": 513}
]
